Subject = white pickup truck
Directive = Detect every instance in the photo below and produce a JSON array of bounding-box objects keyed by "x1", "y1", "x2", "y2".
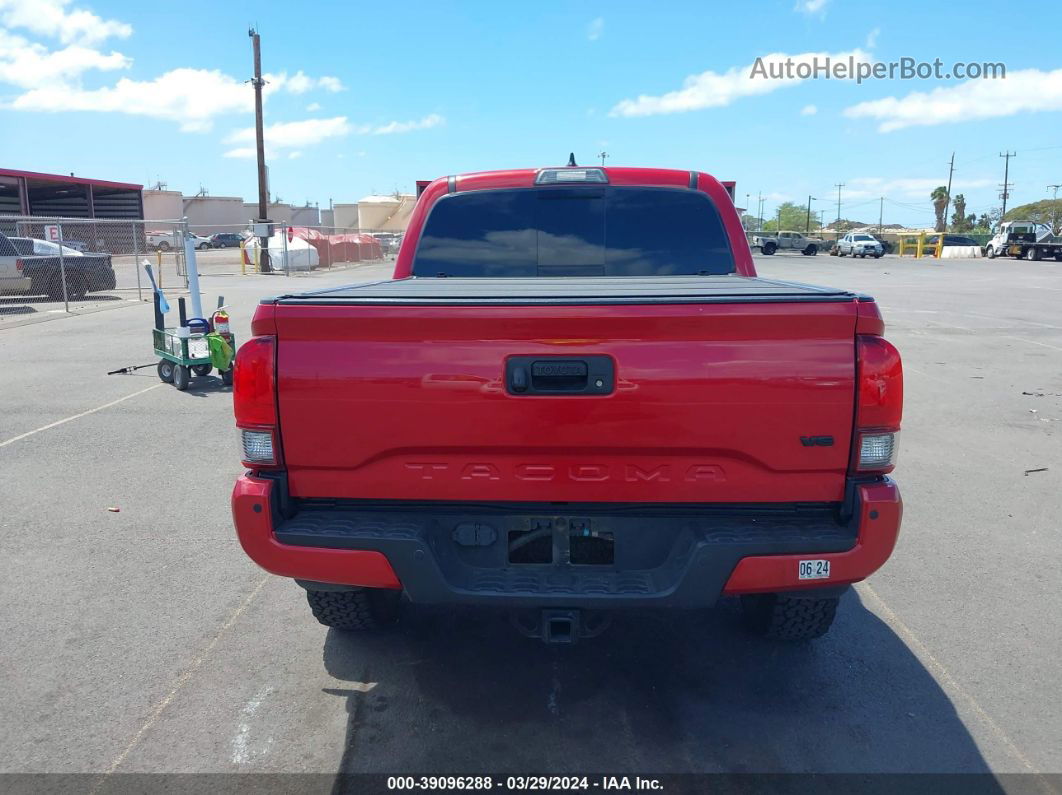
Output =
[{"x1": 750, "y1": 230, "x2": 823, "y2": 256}]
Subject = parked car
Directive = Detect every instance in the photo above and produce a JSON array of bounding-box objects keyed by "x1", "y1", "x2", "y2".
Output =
[
  {"x1": 0, "y1": 232, "x2": 32, "y2": 294},
  {"x1": 210, "y1": 232, "x2": 246, "y2": 248},
  {"x1": 7, "y1": 236, "x2": 117, "y2": 299},
  {"x1": 836, "y1": 233, "x2": 884, "y2": 258},
  {"x1": 231, "y1": 165, "x2": 904, "y2": 645},
  {"x1": 925, "y1": 234, "x2": 977, "y2": 247},
  {"x1": 146, "y1": 231, "x2": 177, "y2": 251},
  {"x1": 370, "y1": 232, "x2": 403, "y2": 256},
  {"x1": 189, "y1": 234, "x2": 212, "y2": 250},
  {"x1": 750, "y1": 230, "x2": 823, "y2": 256}
]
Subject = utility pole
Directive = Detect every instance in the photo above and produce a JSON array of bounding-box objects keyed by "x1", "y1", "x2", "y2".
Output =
[
  {"x1": 999, "y1": 151, "x2": 1016, "y2": 220},
  {"x1": 599, "y1": 151, "x2": 609, "y2": 167},
  {"x1": 756, "y1": 192, "x2": 763, "y2": 231},
  {"x1": 1048, "y1": 184, "x2": 1061, "y2": 233},
  {"x1": 878, "y1": 196, "x2": 884, "y2": 234},
  {"x1": 805, "y1": 195, "x2": 816, "y2": 233},
  {"x1": 834, "y1": 183, "x2": 845, "y2": 239},
  {"x1": 745, "y1": 193, "x2": 750, "y2": 231},
  {"x1": 942, "y1": 152, "x2": 955, "y2": 231},
  {"x1": 249, "y1": 27, "x2": 271, "y2": 272}
]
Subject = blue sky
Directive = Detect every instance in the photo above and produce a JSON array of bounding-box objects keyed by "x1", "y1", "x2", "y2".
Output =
[{"x1": 2, "y1": 0, "x2": 1061, "y2": 226}]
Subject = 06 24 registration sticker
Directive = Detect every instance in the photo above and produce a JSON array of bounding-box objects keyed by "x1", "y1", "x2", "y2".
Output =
[{"x1": 798, "y1": 559, "x2": 830, "y2": 580}]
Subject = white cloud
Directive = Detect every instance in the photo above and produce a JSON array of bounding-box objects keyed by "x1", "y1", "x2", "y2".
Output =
[
  {"x1": 844, "y1": 68, "x2": 1062, "y2": 132},
  {"x1": 0, "y1": 0, "x2": 131, "y2": 45},
  {"x1": 610, "y1": 49, "x2": 870, "y2": 116},
  {"x1": 288, "y1": 151, "x2": 303, "y2": 160},
  {"x1": 865, "y1": 27, "x2": 880, "y2": 49},
  {"x1": 795, "y1": 0, "x2": 828, "y2": 15},
  {"x1": 0, "y1": 29, "x2": 129, "y2": 88},
  {"x1": 270, "y1": 70, "x2": 344, "y2": 95},
  {"x1": 587, "y1": 17, "x2": 604, "y2": 41},
  {"x1": 800, "y1": 103, "x2": 818, "y2": 115},
  {"x1": 354, "y1": 113, "x2": 445, "y2": 135},
  {"x1": 12, "y1": 67, "x2": 257, "y2": 131},
  {"x1": 0, "y1": 1, "x2": 346, "y2": 132},
  {"x1": 226, "y1": 116, "x2": 352, "y2": 155},
  {"x1": 306, "y1": 102, "x2": 321, "y2": 111}
]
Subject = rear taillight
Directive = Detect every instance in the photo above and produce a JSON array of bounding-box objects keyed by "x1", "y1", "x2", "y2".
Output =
[
  {"x1": 853, "y1": 335, "x2": 903, "y2": 474},
  {"x1": 233, "y1": 335, "x2": 279, "y2": 467},
  {"x1": 15, "y1": 258, "x2": 24, "y2": 272}
]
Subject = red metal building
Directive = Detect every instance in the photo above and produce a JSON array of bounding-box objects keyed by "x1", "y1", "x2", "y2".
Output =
[{"x1": 0, "y1": 168, "x2": 144, "y2": 219}]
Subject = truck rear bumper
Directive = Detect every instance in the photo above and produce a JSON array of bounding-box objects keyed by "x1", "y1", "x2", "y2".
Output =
[{"x1": 232, "y1": 476, "x2": 901, "y2": 608}]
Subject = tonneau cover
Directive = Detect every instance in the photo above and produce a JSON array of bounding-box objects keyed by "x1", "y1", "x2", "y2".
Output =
[{"x1": 269, "y1": 276, "x2": 855, "y2": 306}]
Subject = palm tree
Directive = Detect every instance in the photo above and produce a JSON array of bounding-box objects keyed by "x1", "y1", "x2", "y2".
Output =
[{"x1": 931, "y1": 186, "x2": 949, "y2": 232}]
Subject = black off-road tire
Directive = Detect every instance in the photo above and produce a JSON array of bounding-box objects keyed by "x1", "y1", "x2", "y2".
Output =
[
  {"x1": 740, "y1": 593, "x2": 839, "y2": 640},
  {"x1": 172, "y1": 364, "x2": 190, "y2": 391},
  {"x1": 762, "y1": 242, "x2": 777, "y2": 255},
  {"x1": 803, "y1": 244, "x2": 817, "y2": 256},
  {"x1": 306, "y1": 588, "x2": 401, "y2": 631},
  {"x1": 192, "y1": 363, "x2": 212, "y2": 377}
]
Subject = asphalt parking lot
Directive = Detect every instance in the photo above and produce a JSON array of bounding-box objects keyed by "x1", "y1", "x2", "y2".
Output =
[{"x1": 0, "y1": 253, "x2": 1059, "y2": 783}]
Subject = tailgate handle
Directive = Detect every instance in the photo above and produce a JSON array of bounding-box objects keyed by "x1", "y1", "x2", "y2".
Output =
[
  {"x1": 507, "y1": 356, "x2": 613, "y2": 396},
  {"x1": 532, "y1": 360, "x2": 587, "y2": 391}
]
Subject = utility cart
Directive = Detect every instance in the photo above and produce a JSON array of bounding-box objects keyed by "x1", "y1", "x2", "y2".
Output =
[{"x1": 153, "y1": 292, "x2": 234, "y2": 390}]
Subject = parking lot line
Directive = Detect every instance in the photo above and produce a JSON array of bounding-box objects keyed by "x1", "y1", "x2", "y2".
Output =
[
  {"x1": 0, "y1": 383, "x2": 164, "y2": 449},
  {"x1": 1004, "y1": 336, "x2": 1062, "y2": 353},
  {"x1": 92, "y1": 574, "x2": 269, "y2": 786},
  {"x1": 858, "y1": 582, "x2": 1051, "y2": 786}
]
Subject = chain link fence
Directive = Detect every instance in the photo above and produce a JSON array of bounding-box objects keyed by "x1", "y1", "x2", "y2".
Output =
[
  {"x1": 0, "y1": 215, "x2": 396, "y2": 321},
  {"x1": 0, "y1": 215, "x2": 190, "y2": 317},
  {"x1": 185, "y1": 223, "x2": 395, "y2": 275}
]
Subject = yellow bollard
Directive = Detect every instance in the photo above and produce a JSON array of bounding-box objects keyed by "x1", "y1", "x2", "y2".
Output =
[
  {"x1": 240, "y1": 239, "x2": 246, "y2": 276},
  {"x1": 156, "y1": 249, "x2": 163, "y2": 287},
  {"x1": 916, "y1": 232, "x2": 925, "y2": 259}
]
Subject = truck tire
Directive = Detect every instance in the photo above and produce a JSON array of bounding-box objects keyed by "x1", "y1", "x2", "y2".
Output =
[
  {"x1": 157, "y1": 241, "x2": 171, "y2": 252},
  {"x1": 803, "y1": 244, "x2": 817, "y2": 256},
  {"x1": 985, "y1": 246, "x2": 996, "y2": 259},
  {"x1": 837, "y1": 249, "x2": 846, "y2": 257},
  {"x1": 762, "y1": 242, "x2": 776, "y2": 255},
  {"x1": 740, "y1": 593, "x2": 839, "y2": 640},
  {"x1": 1026, "y1": 247, "x2": 1041, "y2": 261},
  {"x1": 306, "y1": 587, "x2": 401, "y2": 630}
]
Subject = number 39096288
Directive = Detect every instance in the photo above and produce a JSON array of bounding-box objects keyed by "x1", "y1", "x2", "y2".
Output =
[{"x1": 798, "y1": 559, "x2": 830, "y2": 580}]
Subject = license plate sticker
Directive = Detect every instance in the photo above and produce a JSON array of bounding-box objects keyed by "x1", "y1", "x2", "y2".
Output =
[{"x1": 798, "y1": 559, "x2": 830, "y2": 580}]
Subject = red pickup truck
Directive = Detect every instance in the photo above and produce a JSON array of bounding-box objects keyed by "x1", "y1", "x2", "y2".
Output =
[{"x1": 232, "y1": 166, "x2": 902, "y2": 643}]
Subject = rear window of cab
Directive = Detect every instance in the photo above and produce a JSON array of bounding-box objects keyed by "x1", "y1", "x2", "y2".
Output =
[{"x1": 412, "y1": 186, "x2": 735, "y2": 277}]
